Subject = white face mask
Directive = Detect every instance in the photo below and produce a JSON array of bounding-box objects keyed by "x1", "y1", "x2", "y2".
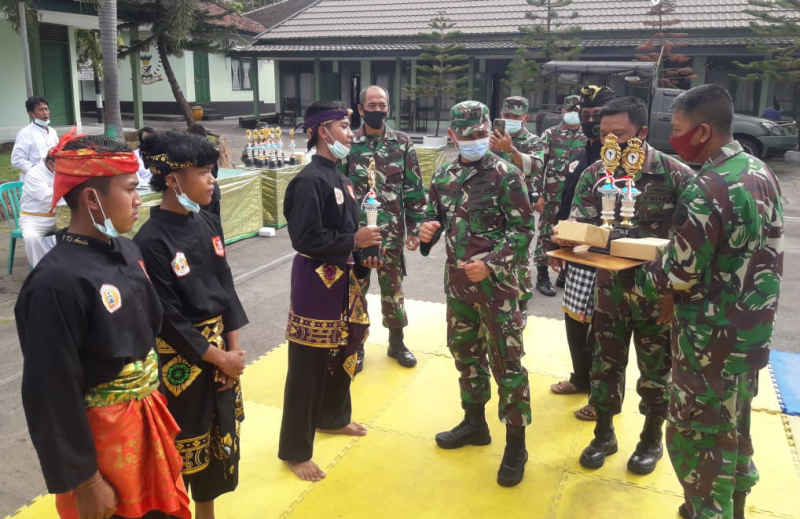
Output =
[
  {"x1": 173, "y1": 176, "x2": 200, "y2": 214},
  {"x1": 34, "y1": 118, "x2": 50, "y2": 127},
  {"x1": 88, "y1": 189, "x2": 120, "y2": 238},
  {"x1": 504, "y1": 119, "x2": 523, "y2": 134},
  {"x1": 323, "y1": 126, "x2": 350, "y2": 160},
  {"x1": 563, "y1": 111, "x2": 581, "y2": 126},
  {"x1": 458, "y1": 137, "x2": 491, "y2": 162}
]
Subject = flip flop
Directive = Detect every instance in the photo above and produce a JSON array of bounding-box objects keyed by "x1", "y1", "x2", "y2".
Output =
[
  {"x1": 550, "y1": 380, "x2": 584, "y2": 395},
  {"x1": 574, "y1": 404, "x2": 597, "y2": 421}
]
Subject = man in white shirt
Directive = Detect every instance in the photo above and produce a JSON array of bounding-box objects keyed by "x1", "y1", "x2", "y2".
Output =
[
  {"x1": 19, "y1": 153, "x2": 61, "y2": 267},
  {"x1": 11, "y1": 97, "x2": 59, "y2": 182},
  {"x1": 133, "y1": 126, "x2": 155, "y2": 187}
]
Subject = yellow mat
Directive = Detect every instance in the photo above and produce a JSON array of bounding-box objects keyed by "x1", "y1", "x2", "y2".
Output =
[{"x1": 8, "y1": 295, "x2": 800, "y2": 519}]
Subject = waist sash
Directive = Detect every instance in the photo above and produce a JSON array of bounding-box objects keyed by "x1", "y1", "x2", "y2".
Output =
[{"x1": 84, "y1": 350, "x2": 159, "y2": 408}]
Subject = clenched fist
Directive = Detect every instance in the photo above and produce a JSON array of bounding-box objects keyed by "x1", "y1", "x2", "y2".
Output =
[{"x1": 419, "y1": 221, "x2": 441, "y2": 243}]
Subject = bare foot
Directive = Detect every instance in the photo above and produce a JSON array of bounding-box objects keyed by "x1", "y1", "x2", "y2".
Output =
[
  {"x1": 286, "y1": 460, "x2": 326, "y2": 482},
  {"x1": 318, "y1": 422, "x2": 367, "y2": 436}
]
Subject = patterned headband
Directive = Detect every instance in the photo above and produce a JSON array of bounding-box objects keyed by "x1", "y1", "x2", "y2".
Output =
[
  {"x1": 303, "y1": 109, "x2": 351, "y2": 131},
  {"x1": 143, "y1": 152, "x2": 197, "y2": 174}
]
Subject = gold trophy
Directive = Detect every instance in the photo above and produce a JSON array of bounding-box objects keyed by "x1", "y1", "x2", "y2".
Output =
[
  {"x1": 362, "y1": 157, "x2": 381, "y2": 262},
  {"x1": 598, "y1": 134, "x2": 622, "y2": 229},
  {"x1": 619, "y1": 137, "x2": 645, "y2": 228}
]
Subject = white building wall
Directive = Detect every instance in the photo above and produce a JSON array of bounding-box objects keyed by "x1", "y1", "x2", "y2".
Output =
[{"x1": 0, "y1": 21, "x2": 34, "y2": 133}]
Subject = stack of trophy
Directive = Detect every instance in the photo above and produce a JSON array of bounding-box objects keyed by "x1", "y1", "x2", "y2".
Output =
[{"x1": 241, "y1": 127, "x2": 299, "y2": 168}]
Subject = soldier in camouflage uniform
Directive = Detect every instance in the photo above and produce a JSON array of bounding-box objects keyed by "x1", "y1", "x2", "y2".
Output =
[
  {"x1": 569, "y1": 97, "x2": 694, "y2": 474},
  {"x1": 531, "y1": 94, "x2": 586, "y2": 296},
  {"x1": 419, "y1": 101, "x2": 534, "y2": 487},
  {"x1": 340, "y1": 86, "x2": 427, "y2": 369},
  {"x1": 635, "y1": 85, "x2": 783, "y2": 519},
  {"x1": 491, "y1": 96, "x2": 538, "y2": 314}
]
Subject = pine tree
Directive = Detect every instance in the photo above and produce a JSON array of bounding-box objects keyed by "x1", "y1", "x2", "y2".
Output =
[
  {"x1": 736, "y1": 0, "x2": 800, "y2": 130},
  {"x1": 405, "y1": 12, "x2": 471, "y2": 137},
  {"x1": 636, "y1": 0, "x2": 696, "y2": 89},
  {"x1": 506, "y1": 0, "x2": 582, "y2": 98}
]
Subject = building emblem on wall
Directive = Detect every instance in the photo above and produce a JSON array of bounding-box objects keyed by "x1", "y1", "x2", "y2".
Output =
[{"x1": 141, "y1": 50, "x2": 164, "y2": 85}]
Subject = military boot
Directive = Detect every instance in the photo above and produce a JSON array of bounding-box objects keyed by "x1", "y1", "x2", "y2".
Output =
[
  {"x1": 536, "y1": 264, "x2": 556, "y2": 297},
  {"x1": 387, "y1": 328, "x2": 417, "y2": 367},
  {"x1": 435, "y1": 404, "x2": 491, "y2": 449},
  {"x1": 497, "y1": 425, "x2": 528, "y2": 487},
  {"x1": 627, "y1": 415, "x2": 664, "y2": 475},
  {"x1": 579, "y1": 412, "x2": 618, "y2": 469},
  {"x1": 555, "y1": 268, "x2": 566, "y2": 288},
  {"x1": 734, "y1": 490, "x2": 747, "y2": 519}
]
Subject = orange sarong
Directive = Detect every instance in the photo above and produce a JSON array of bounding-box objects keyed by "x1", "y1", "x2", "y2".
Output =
[{"x1": 55, "y1": 359, "x2": 190, "y2": 519}]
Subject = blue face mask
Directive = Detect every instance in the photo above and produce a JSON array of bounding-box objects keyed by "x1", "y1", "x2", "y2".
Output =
[
  {"x1": 505, "y1": 119, "x2": 523, "y2": 134},
  {"x1": 458, "y1": 137, "x2": 490, "y2": 162},
  {"x1": 174, "y1": 177, "x2": 201, "y2": 214},
  {"x1": 88, "y1": 189, "x2": 120, "y2": 238},
  {"x1": 563, "y1": 111, "x2": 580, "y2": 126},
  {"x1": 34, "y1": 118, "x2": 50, "y2": 127},
  {"x1": 329, "y1": 139, "x2": 351, "y2": 160}
]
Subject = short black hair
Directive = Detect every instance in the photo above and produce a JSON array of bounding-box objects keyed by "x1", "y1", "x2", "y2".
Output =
[
  {"x1": 137, "y1": 126, "x2": 155, "y2": 142},
  {"x1": 61, "y1": 136, "x2": 129, "y2": 210},
  {"x1": 673, "y1": 84, "x2": 734, "y2": 136},
  {"x1": 304, "y1": 100, "x2": 348, "y2": 151},
  {"x1": 26, "y1": 96, "x2": 48, "y2": 114},
  {"x1": 139, "y1": 131, "x2": 219, "y2": 192},
  {"x1": 600, "y1": 96, "x2": 648, "y2": 130}
]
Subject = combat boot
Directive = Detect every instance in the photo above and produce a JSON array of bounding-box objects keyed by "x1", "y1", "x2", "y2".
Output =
[
  {"x1": 579, "y1": 412, "x2": 618, "y2": 469},
  {"x1": 536, "y1": 264, "x2": 556, "y2": 297},
  {"x1": 435, "y1": 404, "x2": 491, "y2": 449},
  {"x1": 555, "y1": 268, "x2": 566, "y2": 288},
  {"x1": 387, "y1": 328, "x2": 417, "y2": 367},
  {"x1": 497, "y1": 425, "x2": 528, "y2": 487},
  {"x1": 627, "y1": 415, "x2": 664, "y2": 475},
  {"x1": 734, "y1": 490, "x2": 747, "y2": 519}
]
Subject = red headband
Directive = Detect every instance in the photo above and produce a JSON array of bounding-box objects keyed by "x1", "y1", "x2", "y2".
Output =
[{"x1": 50, "y1": 128, "x2": 140, "y2": 210}]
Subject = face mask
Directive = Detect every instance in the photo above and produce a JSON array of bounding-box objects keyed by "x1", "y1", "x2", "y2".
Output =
[
  {"x1": 34, "y1": 118, "x2": 50, "y2": 127},
  {"x1": 669, "y1": 125, "x2": 707, "y2": 163},
  {"x1": 88, "y1": 189, "x2": 120, "y2": 238},
  {"x1": 362, "y1": 110, "x2": 388, "y2": 129},
  {"x1": 564, "y1": 111, "x2": 580, "y2": 126},
  {"x1": 582, "y1": 121, "x2": 601, "y2": 140},
  {"x1": 458, "y1": 137, "x2": 490, "y2": 162},
  {"x1": 504, "y1": 119, "x2": 523, "y2": 134},
  {"x1": 174, "y1": 177, "x2": 201, "y2": 214},
  {"x1": 323, "y1": 127, "x2": 350, "y2": 160}
]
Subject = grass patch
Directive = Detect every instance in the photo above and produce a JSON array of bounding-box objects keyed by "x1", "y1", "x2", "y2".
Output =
[{"x1": 0, "y1": 153, "x2": 18, "y2": 183}]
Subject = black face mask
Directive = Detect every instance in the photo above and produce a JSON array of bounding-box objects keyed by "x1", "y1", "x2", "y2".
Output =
[
  {"x1": 582, "y1": 121, "x2": 601, "y2": 140},
  {"x1": 362, "y1": 110, "x2": 388, "y2": 129}
]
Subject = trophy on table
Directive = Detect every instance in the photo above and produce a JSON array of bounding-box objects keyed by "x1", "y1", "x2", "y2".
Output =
[
  {"x1": 275, "y1": 127, "x2": 284, "y2": 167},
  {"x1": 288, "y1": 128, "x2": 297, "y2": 165},
  {"x1": 361, "y1": 157, "x2": 382, "y2": 263},
  {"x1": 242, "y1": 129, "x2": 254, "y2": 167}
]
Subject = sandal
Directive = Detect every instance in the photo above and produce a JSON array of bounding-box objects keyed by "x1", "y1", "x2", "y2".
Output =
[
  {"x1": 574, "y1": 404, "x2": 597, "y2": 421},
  {"x1": 550, "y1": 380, "x2": 584, "y2": 395}
]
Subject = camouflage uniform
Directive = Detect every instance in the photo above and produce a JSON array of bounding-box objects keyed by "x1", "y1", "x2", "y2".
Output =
[
  {"x1": 570, "y1": 144, "x2": 694, "y2": 418},
  {"x1": 422, "y1": 102, "x2": 534, "y2": 426},
  {"x1": 636, "y1": 141, "x2": 783, "y2": 519},
  {"x1": 340, "y1": 125, "x2": 426, "y2": 329},
  {"x1": 493, "y1": 96, "x2": 538, "y2": 308},
  {"x1": 531, "y1": 121, "x2": 586, "y2": 266}
]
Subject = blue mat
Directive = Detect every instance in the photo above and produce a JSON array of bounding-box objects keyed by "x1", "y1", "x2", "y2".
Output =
[{"x1": 770, "y1": 350, "x2": 800, "y2": 416}]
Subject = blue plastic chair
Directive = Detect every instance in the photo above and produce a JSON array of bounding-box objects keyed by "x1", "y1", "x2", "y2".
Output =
[{"x1": 0, "y1": 181, "x2": 23, "y2": 275}]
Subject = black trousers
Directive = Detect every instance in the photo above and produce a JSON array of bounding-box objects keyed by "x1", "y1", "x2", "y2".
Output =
[
  {"x1": 278, "y1": 342, "x2": 352, "y2": 462},
  {"x1": 564, "y1": 313, "x2": 594, "y2": 392}
]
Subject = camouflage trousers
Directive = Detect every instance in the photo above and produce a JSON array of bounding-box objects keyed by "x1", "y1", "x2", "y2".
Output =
[
  {"x1": 358, "y1": 246, "x2": 407, "y2": 329},
  {"x1": 667, "y1": 367, "x2": 759, "y2": 519},
  {"x1": 446, "y1": 296, "x2": 531, "y2": 427},
  {"x1": 589, "y1": 268, "x2": 671, "y2": 417},
  {"x1": 516, "y1": 231, "x2": 534, "y2": 305},
  {"x1": 533, "y1": 202, "x2": 560, "y2": 265}
]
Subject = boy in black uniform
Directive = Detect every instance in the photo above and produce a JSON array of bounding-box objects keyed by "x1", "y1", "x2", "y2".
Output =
[
  {"x1": 135, "y1": 131, "x2": 248, "y2": 519},
  {"x1": 16, "y1": 131, "x2": 190, "y2": 519}
]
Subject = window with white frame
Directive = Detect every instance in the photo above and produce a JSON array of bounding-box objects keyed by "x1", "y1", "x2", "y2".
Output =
[{"x1": 231, "y1": 58, "x2": 252, "y2": 91}]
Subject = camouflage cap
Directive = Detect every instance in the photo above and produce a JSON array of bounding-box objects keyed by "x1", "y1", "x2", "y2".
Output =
[
  {"x1": 450, "y1": 101, "x2": 491, "y2": 138},
  {"x1": 563, "y1": 94, "x2": 581, "y2": 110},
  {"x1": 501, "y1": 96, "x2": 530, "y2": 116}
]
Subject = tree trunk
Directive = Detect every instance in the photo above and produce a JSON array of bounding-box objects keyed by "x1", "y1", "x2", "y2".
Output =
[
  {"x1": 98, "y1": 0, "x2": 122, "y2": 139},
  {"x1": 157, "y1": 37, "x2": 194, "y2": 127},
  {"x1": 434, "y1": 96, "x2": 441, "y2": 137},
  {"x1": 93, "y1": 67, "x2": 103, "y2": 123},
  {"x1": 794, "y1": 84, "x2": 800, "y2": 147}
]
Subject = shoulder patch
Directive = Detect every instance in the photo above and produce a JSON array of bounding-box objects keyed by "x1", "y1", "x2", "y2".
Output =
[
  {"x1": 171, "y1": 252, "x2": 190, "y2": 277},
  {"x1": 212, "y1": 236, "x2": 225, "y2": 257},
  {"x1": 99, "y1": 284, "x2": 122, "y2": 313}
]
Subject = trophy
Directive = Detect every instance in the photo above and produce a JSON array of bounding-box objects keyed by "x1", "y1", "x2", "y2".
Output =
[
  {"x1": 242, "y1": 129, "x2": 254, "y2": 167},
  {"x1": 288, "y1": 128, "x2": 297, "y2": 165},
  {"x1": 254, "y1": 129, "x2": 265, "y2": 167},
  {"x1": 361, "y1": 157, "x2": 382, "y2": 262},
  {"x1": 619, "y1": 137, "x2": 645, "y2": 228},
  {"x1": 595, "y1": 134, "x2": 647, "y2": 243},
  {"x1": 598, "y1": 134, "x2": 621, "y2": 229}
]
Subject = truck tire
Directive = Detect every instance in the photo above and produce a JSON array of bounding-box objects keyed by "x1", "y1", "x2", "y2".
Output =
[{"x1": 735, "y1": 135, "x2": 763, "y2": 158}]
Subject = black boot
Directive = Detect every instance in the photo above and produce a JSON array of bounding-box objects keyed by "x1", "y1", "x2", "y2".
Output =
[
  {"x1": 734, "y1": 490, "x2": 747, "y2": 519},
  {"x1": 536, "y1": 264, "x2": 556, "y2": 297},
  {"x1": 387, "y1": 328, "x2": 417, "y2": 367},
  {"x1": 678, "y1": 503, "x2": 692, "y2": 519},
  {"x1": 627, "y1": 415, "x2": 664, "y2": 475},
  {"x1": 579, "y1": 412, "x2": 618, "y2": 469},
  {"x1": 435, "y1": 404, "x2": 491, "y2": 449},
  {"x1": 555, "y1": 268, "x2": 566, "y2": 288},
  {"x1": 497, "y1": 426, "x2": 528, "y2": 487}
]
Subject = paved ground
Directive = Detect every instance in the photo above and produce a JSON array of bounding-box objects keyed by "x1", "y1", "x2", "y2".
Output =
[{"x1": 0, "y1": 118, "x2": 798, "y2": 515}]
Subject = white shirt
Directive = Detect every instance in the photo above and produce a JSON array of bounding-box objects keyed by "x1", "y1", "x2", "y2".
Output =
[
  {"x1": 134, "y1": 148, "x2": 152, "y2": 187},
  {"x1": 20, "y1": 160, "x2": 61, "y2": 221},
  {"x1": 11, "y1": 122, "x2": 58, "y2": 180}
]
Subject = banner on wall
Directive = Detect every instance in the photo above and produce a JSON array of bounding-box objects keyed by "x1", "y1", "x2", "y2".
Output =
[{"x1": 141, "y1": 48, "x2": 164, "y2": 85}]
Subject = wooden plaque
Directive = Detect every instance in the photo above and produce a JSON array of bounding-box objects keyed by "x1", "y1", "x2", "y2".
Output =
[{"x1": 546, "y1": 248, "x2": 646, "y2": 271}]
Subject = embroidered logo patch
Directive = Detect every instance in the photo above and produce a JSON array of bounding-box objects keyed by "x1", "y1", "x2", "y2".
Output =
[
  {"x1": 334, "y1": 187, "x2": 344, "y2": 205},
  {"x1": 171, "y1": 252, "x2": 190, "y2": 277},
  {"x1": 99, "y1": 284, "x2": 122, "y2": 313},
  {"x1": 569, "y1": 160, "x2": 580, "y2": 173},
  {"x1": 212, "y1": 236, "x2": 225, "y2": 257}
]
